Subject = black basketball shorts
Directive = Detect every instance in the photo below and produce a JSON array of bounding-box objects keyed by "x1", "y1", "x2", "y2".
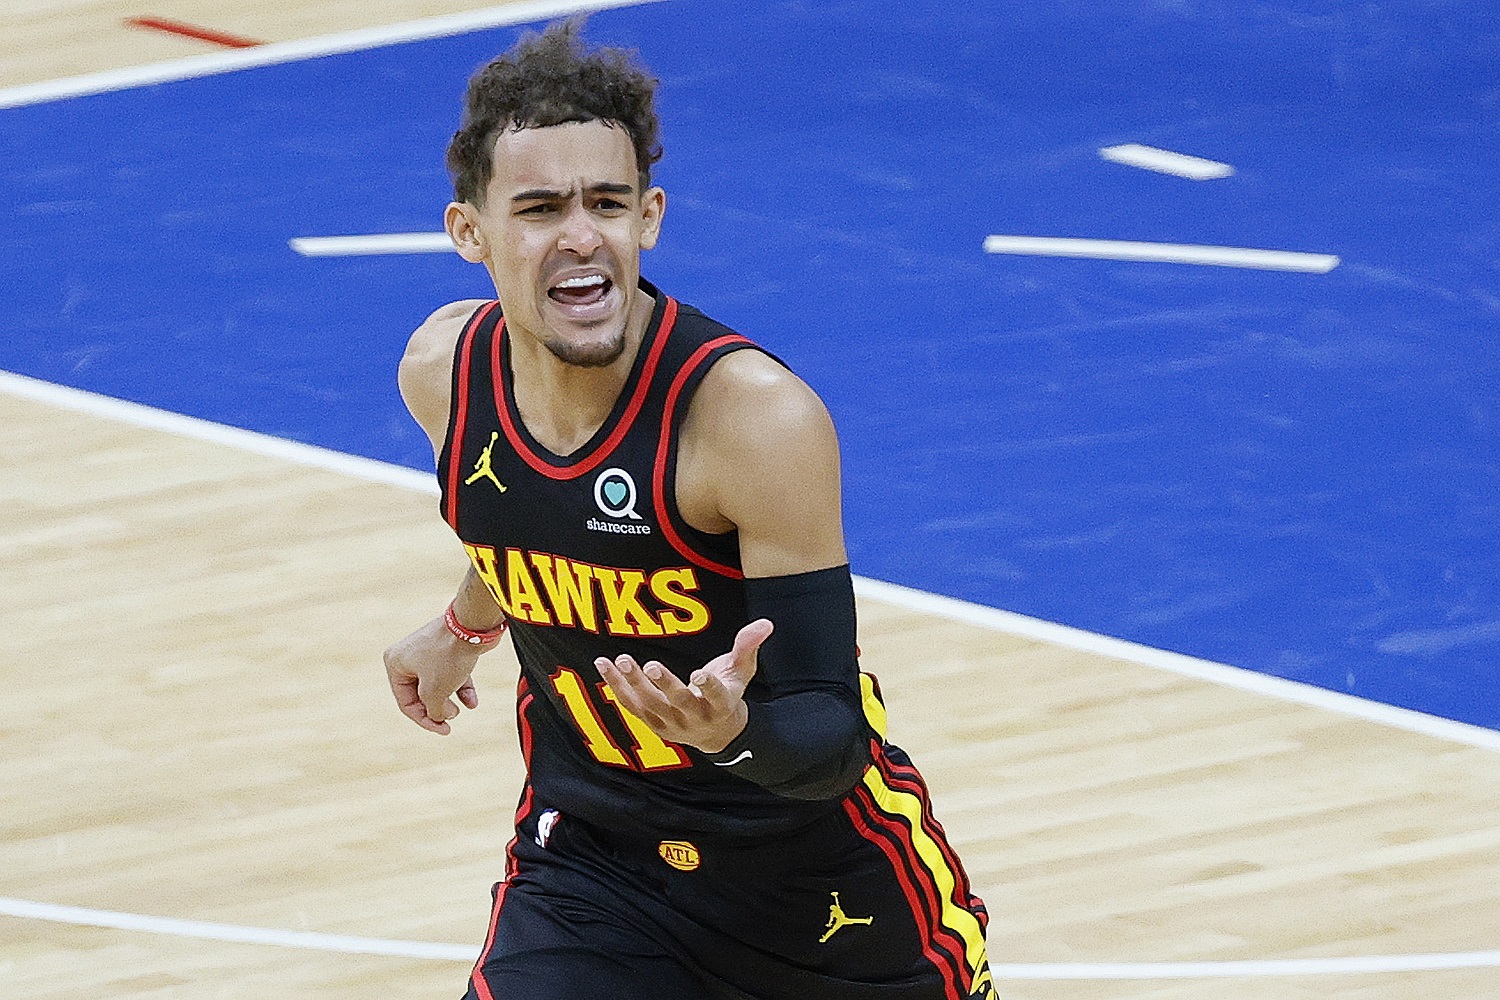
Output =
[{"x1": 462, "y1": 744, "x2": 997, "y2": 1000}]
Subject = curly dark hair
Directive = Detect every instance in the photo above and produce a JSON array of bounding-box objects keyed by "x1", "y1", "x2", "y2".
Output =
[{"x1": 446, "y1": 19, "x2": 663, "y2": 205}]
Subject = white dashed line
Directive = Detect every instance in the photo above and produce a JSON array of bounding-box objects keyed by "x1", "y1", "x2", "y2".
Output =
[
  {"x1": 289, "y1": 233, "x2": 454, "y2": 256},
  {"x1": 1099, "y1": 143, "x2": 1235, "y2": 180},
  {"x1": 983, "y1": 235, "x2": 1339, "y2": 272}
]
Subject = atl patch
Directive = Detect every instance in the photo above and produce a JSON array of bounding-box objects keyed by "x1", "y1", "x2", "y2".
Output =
[{"x1": 657, "y1": 840, "x2": 700, "y2": 871}]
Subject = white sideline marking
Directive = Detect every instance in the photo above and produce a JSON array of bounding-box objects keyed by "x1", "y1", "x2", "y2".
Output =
[
  {"x1": 997, "y1": 952, "x2": 1500, "y2": 979},
  {"x1": 0, "y1": 898, "x2": 474, "y2": 961},
  {"x1": 984, "y1": 236, "x2": 1340, "y2": 273},
  {"x1": 1099, "y1": 143, "x2": 1235, "y2": 180},
  {"x1": 291, "y1": 233, "x2": 455, "y2": 256},
  {"x1": 0, "y1": 370, "x2": 438, "y2": 495},
  {"x1": 5, "y1": 897, "x2": 1500, "y2": 978},
  {"x1": 0, "y1": 0, "x2": 662, "y2": 110},
  {"x1": 8, "y1": 371, "x2": 1500, "y2": 979},
  {"x1": 853, "y1": 575, "x2": 1500, "y2": 754},
  {"x1": 6, "y1": 366, "x2": 1499, "y2": 758},
  {"x1": 6, "y1": 0, "x2": 1468, "y2": 981}
]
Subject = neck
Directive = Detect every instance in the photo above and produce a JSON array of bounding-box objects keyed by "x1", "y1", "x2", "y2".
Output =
[{"x1": 508, "y1": 289, "x2": 656, "y2": 456}]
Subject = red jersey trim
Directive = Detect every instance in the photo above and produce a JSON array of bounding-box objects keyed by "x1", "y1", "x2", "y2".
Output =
[
  {"x1": 445, "y1": 301, "x2": 502, "y2": 530},
  {"x1": 470, "y1": 682, "x2": 536, "y2": 1000},
  {"x1": 494, "y1": 297, "x2": 680, "y2": 480},
  {"x1": 651, "y1": 334, "x2": 753, "y2": 579},
  {"x1": 842, "y1": 792, "x2": 967, "y2": 1000}
]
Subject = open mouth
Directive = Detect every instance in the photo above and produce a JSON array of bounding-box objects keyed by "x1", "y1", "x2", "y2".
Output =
[{"x1": 548, "y1": 273, "x2": 613, "y2": 307}]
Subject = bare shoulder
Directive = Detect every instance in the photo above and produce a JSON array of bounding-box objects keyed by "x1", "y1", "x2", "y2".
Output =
[
  {"x1": 691, "y1": 348, "x2": 836, "y2": 445},
  {"x1": 681, "y1": 348, "x2": 845, "y2": 576},
  {"x1": 399, "y1": 299, "x2": 490, "y2": 451}
]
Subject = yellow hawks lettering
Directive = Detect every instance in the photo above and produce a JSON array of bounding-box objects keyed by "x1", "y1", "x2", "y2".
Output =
[{"x1": 464, "y1": 543, "x2": 712, "y2": 637}]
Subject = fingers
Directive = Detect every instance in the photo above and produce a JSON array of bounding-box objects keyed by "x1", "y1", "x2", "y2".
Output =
[
  {"x1": 597, "y1": 654, "x2": 693, "y2": 725},
  {"x1": 389, "y1": 672, "x2": 452, "y2": 734},
  {"x1": 687, "y1": 665, "x2": 730, "y2": 705},
  {"x1": 723, "y1": 617, "x2": 772, "y2": 682},
  {"x1": 385, "y1": 637, "x2": 474, "y2": 735},
  {"x1": 595, "y1": 646, "x2": 752, "y2": 752},
  {"x1": 419, "y1": 678, "x2": 462, "y2": 726},
  {"x1": 735, "y1": 617, "x2": 775, "y2": 652}
]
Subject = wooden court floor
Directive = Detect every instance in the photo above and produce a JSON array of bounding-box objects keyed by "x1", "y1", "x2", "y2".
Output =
[{"x1": 5, "y1": 3, "x2": 1500, "y2": 998}]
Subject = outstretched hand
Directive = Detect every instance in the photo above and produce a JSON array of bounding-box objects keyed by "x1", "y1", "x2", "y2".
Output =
[
  {"x1": 595, "y1": 618, "x2": 773, "y2": 753},
  {"x1": 383, "y1": 615, "x2": 483, "y2": 735}
]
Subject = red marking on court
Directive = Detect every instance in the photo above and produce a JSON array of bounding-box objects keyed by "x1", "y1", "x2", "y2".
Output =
[{"x1": 124, "y1": 16, "x2": 264, "y2": 49}]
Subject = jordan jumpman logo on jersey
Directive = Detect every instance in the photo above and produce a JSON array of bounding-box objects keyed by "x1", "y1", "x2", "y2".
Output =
[
  {"x1": 819, "y1": 892, "x2": 873, "y2": 942},
  {"x1": 465, "y1": 431, "x2": 507, "y2": 492}
]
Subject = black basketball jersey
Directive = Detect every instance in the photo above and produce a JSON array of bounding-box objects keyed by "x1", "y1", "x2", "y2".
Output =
[{"x1": 437, "y1": 280, "x2": 837, "y2": 840}]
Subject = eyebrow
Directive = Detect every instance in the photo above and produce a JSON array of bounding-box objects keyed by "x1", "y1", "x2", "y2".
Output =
[{"x1": 510, "y1": 182, "x2": 636, "y2": 203}]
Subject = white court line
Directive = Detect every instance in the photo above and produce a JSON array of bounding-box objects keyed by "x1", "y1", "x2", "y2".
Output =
[
  {"x1": 0, "y1": 0, "x2": 663, "y2": 111},
  {"x1": 8, "y1": 369, "x2": 1500, "y2": 980},
  {"x1": 0, "y1": 898, "x2": 473, "y2": 962},
  {"x1": 0, "y1": 370, "x2": 437, "y2": 495},
  {"x1": 1099, "y1": 143, "x2": 1235, "y2": 180},
  {"x1": 984, "y1": 235, "x2": 1340, "y2": 273},
  {"x1": 6, "y1": 366, "x2": 1500, "y2": 758},
  {"x1": 291, "y1": 233, "x2": 455, "y2": 256},
  {"x1": 851, "y1": 576, "x2": 1500, "y2": 753},
  {"x1": 6, "y1": 0, "x2": 1477, "y2": 982},
  {"x1": 5, "y1": 897, "x2": 1500, "y2": 978},
  {"x1": 298, "y1": 232, "x2": 1342, "y2": 273}
]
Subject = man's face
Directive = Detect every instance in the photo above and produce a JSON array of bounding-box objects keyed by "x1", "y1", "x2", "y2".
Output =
[{"x1": 453, "y1": 119, "x2": 664, "y2": 368}]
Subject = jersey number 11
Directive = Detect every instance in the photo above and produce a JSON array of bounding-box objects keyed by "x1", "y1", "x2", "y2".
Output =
[{"x1": 550, "y1": 666, "x2": 691, "y2": 771}]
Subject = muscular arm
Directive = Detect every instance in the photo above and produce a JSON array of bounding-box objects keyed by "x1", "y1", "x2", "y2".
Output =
[
  {"x1": 705, "y1": 353, "x2": 871, "y2": 797},
  {"x1": 655, "y1": 351, "x2": 872, "y2": 799},
  {"x1": 676, "y1": 349, "x2": 848, "y2": 577}
]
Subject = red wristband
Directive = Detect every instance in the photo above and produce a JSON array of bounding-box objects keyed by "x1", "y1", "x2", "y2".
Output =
[{"x1": 444, "y1": 603, "x2": 507, "y2": 645}]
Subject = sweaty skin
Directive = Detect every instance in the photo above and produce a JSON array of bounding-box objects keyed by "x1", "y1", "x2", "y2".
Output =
[{"x1": 383, "y1": 120, "x2": 847, "y2": 753}]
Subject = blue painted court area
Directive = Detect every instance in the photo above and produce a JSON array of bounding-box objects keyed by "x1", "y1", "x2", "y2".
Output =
[{"x1": 3, "y1": 1, "x2": 1498, "y2": 727}]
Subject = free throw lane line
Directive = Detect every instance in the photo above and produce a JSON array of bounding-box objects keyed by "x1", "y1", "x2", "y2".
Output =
[
  {"x1": 983, "y1": 235, "x2": 1340, "y2": 272},
  {"x1": 1099, "y1": 143, "x2": 1235, "y2": 180}
]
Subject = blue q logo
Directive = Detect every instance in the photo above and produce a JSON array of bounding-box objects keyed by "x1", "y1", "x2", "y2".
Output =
[{"x1": 593, "y1": 467, "x2": 643, "y2": 520}]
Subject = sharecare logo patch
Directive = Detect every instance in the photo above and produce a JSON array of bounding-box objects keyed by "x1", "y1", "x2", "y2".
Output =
[
  {"x1": 594, "y1": 467, "x2": 642, "y2": 519},
  {"x1": 462, "y1": 542, "x2": 711, "y2": 638}
]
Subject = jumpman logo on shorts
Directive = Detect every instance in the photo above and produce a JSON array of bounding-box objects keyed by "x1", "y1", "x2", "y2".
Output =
[
  {"x1": 465, "y1": 431, "x2": 507, "y2": 492},
  {"x1": 819, "y1": 891, "x2": 873, "y2": 942}
]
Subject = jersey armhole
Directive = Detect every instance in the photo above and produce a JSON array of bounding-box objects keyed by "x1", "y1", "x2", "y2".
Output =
[
  {"x1": 437, "y1": 301, "x2": 501, "y2": 530},
  {"x1": 650, "y1": 337, "x2": 772, "y2": 578}
]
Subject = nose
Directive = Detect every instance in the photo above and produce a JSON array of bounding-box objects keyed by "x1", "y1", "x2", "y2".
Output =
[{"x1": 557, "y1": 203, "x2": 602, "y2": 257}]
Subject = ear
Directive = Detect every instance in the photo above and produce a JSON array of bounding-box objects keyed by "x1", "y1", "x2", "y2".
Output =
[
  {"x1": 445, "y1": 202, "x2": 487, "y2": 263},
  {"x1": 638, "y1": 186, "x2": 666, "y2": 251}
]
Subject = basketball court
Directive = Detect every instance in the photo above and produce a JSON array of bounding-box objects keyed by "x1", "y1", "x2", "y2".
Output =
[{"x1": 3, "y1": 2, "x2": 1499, "y2": 997}]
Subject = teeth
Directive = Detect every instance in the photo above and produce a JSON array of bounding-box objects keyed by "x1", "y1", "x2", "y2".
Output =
[{"x1": 555, "y1": 275, "x2": 606, "y2": 289}]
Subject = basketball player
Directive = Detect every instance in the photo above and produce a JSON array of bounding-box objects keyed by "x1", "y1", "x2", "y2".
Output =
[{"x1": 382, "y1": 21, "x2": 996, "y2": 1000}]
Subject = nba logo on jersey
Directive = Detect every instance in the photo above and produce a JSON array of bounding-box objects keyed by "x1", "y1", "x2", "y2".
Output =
[{"x1": 535, "y1": 809, "x2": 560, "y2": 848}]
